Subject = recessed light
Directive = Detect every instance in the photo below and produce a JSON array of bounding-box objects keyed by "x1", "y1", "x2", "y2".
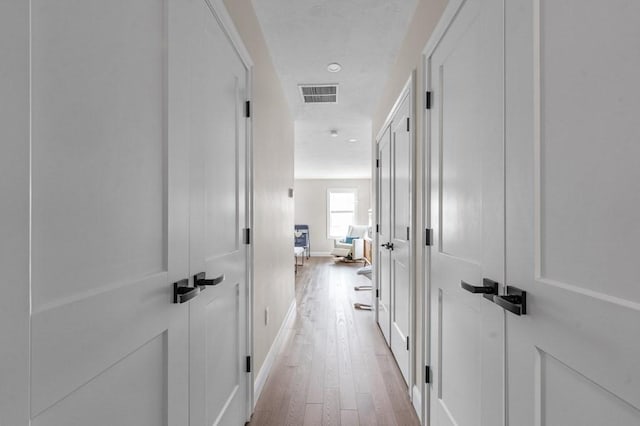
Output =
[
  {"x1": 330, "y1": 129, "x2": 338, "y2": 137},
  {"x1": 327, "y1": 62, "x2": 342, "y2": 73},
  {"x1": 347, "y1": 138, "x2": 358, "y2": 143}
]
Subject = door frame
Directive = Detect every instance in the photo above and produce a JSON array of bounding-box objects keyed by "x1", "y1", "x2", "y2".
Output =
[
  {"x1": 204, "y1": 0, "x2": 255, "y2": 419},
  {"x1": 374, "y1": 73, "x2": 416, "y2": 397},
  {"x1": 420, "y1": 0, "x2": 482, "y2": 423}
]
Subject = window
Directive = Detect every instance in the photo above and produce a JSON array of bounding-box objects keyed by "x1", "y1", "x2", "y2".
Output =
[{"x1": 327, "y1": 188, "x2": 357, "y2": 239}]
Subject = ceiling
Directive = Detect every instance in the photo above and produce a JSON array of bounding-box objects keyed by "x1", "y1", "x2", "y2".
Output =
[{"x1": 252, "y1": 0, "x2": 418, "y2": 180}]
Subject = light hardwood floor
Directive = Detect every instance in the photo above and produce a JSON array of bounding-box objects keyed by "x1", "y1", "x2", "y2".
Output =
[{"x1": 249, "y1": 257, "x2": 420, "y2": 426}]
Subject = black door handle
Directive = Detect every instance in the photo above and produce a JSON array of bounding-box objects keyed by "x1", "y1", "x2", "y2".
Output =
[
  {"x1": 461, "y1": 279, "x2": 499, "y2": 301},
  {"x1": 194, "y1": 272, "x2": 225, "y2": 289},
  {"x1": 173, "y1": 279, "x2": 200, "y2": 303},
  {"x1": 493, "y1": 286, "x2": 527, "y2": 315},
  {"x1": 381, "y1": 242, "x2": 395, "y2": 250}
]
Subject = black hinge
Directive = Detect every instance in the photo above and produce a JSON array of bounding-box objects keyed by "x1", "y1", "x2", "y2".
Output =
[
  {"x1": 425, "y1": 365, "x2": 431, "y2": 383},
  {"x1": 426, "y1": 91, "x2": 432, "y2": 110},
  {"x1": 376, "y1": 159, "x2": 380, "y2": 168},
  {"x1": 246, "y1": 356, "x2": 251, "y2": 373},
  {"x1": 245, "y1": 101, "x2": 251, "y2": 118},
  {"x1": 425, "y1": 228, "x2": 433, "y2": 246},
  {"x1": 376, "y1": 288, "x2": 379, "y2": 298},
  {"x1": 376, "y1": 224, "x2": 379, "y2": 233},
  {"x1": 406, "y1": 117, "x2": 410, "y2": 132},
  {"x1": 243, "y1": 228, "x2": 251, "y2": 245},
  {"x1": 406, "y1": 336, "x2": 410, "y2": 351},
  {"x1": 406, "y1": 226, "x2": 410, "y2": 240}
]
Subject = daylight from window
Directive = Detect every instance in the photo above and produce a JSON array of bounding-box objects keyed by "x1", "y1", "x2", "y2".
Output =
[{"x1": 327, "y1": 189, "x2": 357, "y2": 239}]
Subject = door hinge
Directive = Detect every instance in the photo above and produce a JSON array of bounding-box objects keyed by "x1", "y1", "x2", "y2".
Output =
[
  {"x1": 406, "y1": 117, "x2": 410, "y2": 132},
  {"x1": 426, "y1": 91, "x2": 432, "y2": 110},
  {"x1": 406, "y1": 336, "x2": 410, "y2": 351},
  {"x1": 425, "y1": 228, "x2": 433, "y2": 246},
  {"x1": 406, "y1": 226, "x2": 410, "y2": 240},
  {"x1": 246, "y1": 356, "x2": 251, "y2": 373},
  {"x1": 243, "y1": 228, "x2": 251, "y2": 245},
  {"x1": 245, "y1": 100, "x2": 251, "y2": 118},
  {"x1": 425, "y1": 365, "x2": 431, "y2": 383},
  {"x1": 376, "y1": 224, "x2": 379, "y2": 233},
  {"x1": 376, "y1": 288, "x2": 379, "y2": 298},
  {"x1": 376, "y1": 159, "x2": 380, "y2": 168}
]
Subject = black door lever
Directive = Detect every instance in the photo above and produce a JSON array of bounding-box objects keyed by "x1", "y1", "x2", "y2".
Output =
[
  {"x1": 493, "y1": 286, "x2": 527, "y2": 315},
  {"x1": 194, "y1": 272, "x2": 225, "y2": 289},
  {"x1": 461, "y1": 279, "x2": 499, "y2": 301},
  {"x1": 381, "y1": 242, "x2": 395, "y2": 250},
  {"x1": 173, "y1": 279, "x2": 200, "y2": 303}
]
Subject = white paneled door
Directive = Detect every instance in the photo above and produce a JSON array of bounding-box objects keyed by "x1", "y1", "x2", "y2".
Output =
[
  {"x1": 29, "y1": 0, "x2": 189, "y2": 425},
  {"x1": 390, "y1": 94, "x2": 412, "y2": 386},
  {"x1": 503, "y1": 0, "x2": 640, "y2": 424},
  {"x1": 428, "y1": 0, "x2": 505, "y2": 424},
  {"x1": 1, "y1": 0, "x2": 252, "y2": 425},
  {"x1": 186, "y1": 0, "x2": 250, "y2": 424},
  {"x1": 377, "y1": 126, "x2": 392, "y2": 345},
  {"x1": 427, "y1": 0, "x2": 640, "y2": 425}
]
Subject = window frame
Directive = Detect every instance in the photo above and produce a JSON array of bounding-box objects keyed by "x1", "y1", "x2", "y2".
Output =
[{"x1": 326, "y1": 188, "x2": 358, "y2": 239}]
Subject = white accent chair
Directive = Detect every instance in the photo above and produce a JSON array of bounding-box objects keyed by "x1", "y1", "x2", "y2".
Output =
[{"x1": 330, "y1": 225, "x2": 370, "y2": 260}]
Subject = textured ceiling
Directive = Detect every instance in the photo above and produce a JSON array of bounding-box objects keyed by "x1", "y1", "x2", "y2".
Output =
[{"x1": 252, "y1": 0, "x2": 418, "y2": 179}]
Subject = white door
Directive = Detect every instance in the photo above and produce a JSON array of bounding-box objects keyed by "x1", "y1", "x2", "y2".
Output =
[
  {"x1": 187, "y1": 1, "x2": 250, "y2": 424},
  {"x1": 390, "y1": 94, "x2": 413, "y2": 385},
  {"x1": 377, "y1": 126, "x2": 392, "y2": 345},
  {"x1": 428, "y1": 0, "x2": 505, "y2": 424},
  {"x1": 503, "y1": 0, "x2": 640, "y2": 424},
  {"x1": 27, "y1": 1, "x2": 190, "y2": 425}
]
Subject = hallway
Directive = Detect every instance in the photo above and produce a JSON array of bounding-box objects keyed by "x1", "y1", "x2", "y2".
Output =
[{"x1": 250, "y1": 258, "x2": 419, "y2": 425}]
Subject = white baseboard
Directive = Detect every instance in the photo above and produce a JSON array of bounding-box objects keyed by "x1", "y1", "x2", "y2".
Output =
[
  {"x1": 310, "y1": 251, "x2": 332, "y2": 257},
  {"x1": 253, "y1": 299, "x2": 297, "y2": 406},
  {"x1": 412, "y1": 385, "x2": 422, "y2": 423}
]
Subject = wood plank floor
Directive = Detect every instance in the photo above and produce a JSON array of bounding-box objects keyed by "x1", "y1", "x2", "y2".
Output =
[{"x1": 249, "y1": 257, "x2": 420, "y2": 426}]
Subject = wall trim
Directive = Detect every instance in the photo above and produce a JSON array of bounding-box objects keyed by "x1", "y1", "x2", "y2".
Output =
[
  {"x1": 412, "y1": 385, "x2": 422, "y2": 423},
  {"x1": 253, "y1": 299, "x2": 297, "y2": 406}
]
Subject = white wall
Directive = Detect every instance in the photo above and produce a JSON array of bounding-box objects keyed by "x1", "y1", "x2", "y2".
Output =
[
  {"x1": 224, "y1": 0, "x2": 296, "y2": 384},
  {"x1": 294, "y1": 179, "x2": 371, "y2": 255}
]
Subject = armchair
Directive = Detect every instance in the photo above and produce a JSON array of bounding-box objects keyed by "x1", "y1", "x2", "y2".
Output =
[{"x1": 330, "y1": 225, "x2": 370, "y2": 260}]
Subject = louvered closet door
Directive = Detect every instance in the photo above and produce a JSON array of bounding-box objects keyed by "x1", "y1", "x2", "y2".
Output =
[
  {"x1": 377, "y1": 126, "x2": 392, "y2": 345},
  {"x1": 428, "y1": 0, "x2": 505, "y2": 424},
  {"x1": 503, "y1": 1, "x2": 640, "y2": 424},
  {"x1": 186, "y1": 1, "x2": 250, "y2": 424},
  {"x1": 29, "y1": 1, "x2": 189, "y2": 425}
]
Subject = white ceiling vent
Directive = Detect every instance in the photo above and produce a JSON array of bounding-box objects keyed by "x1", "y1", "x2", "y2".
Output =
[{"x1": 298, "y1": 84, "x2": 338, "y2": 104}]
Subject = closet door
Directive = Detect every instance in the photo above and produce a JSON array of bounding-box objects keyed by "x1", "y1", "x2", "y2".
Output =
[
  {"x1": 28, "y1": 1, "x2": 190, "y2": 425},
  {"x1": 186, "y1": 1, "x2": 250, "y2": 424},
  {"x1": 428, "y1": 0, "x2": 505, "y2": 424},
  {"x1": 390, "y1": 94, "x2": 412, "y2": 385},
  {"x1": 504, "y1": 1, "x2": 640, "y2": 424},
  {"x1": 377, "y1": 126, "x2": 392, "y2": 345}
]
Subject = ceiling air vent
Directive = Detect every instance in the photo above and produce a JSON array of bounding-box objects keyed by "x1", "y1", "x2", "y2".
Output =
[{"x1": 299, "y1": 84, "x2": 338, "y2": 104}]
